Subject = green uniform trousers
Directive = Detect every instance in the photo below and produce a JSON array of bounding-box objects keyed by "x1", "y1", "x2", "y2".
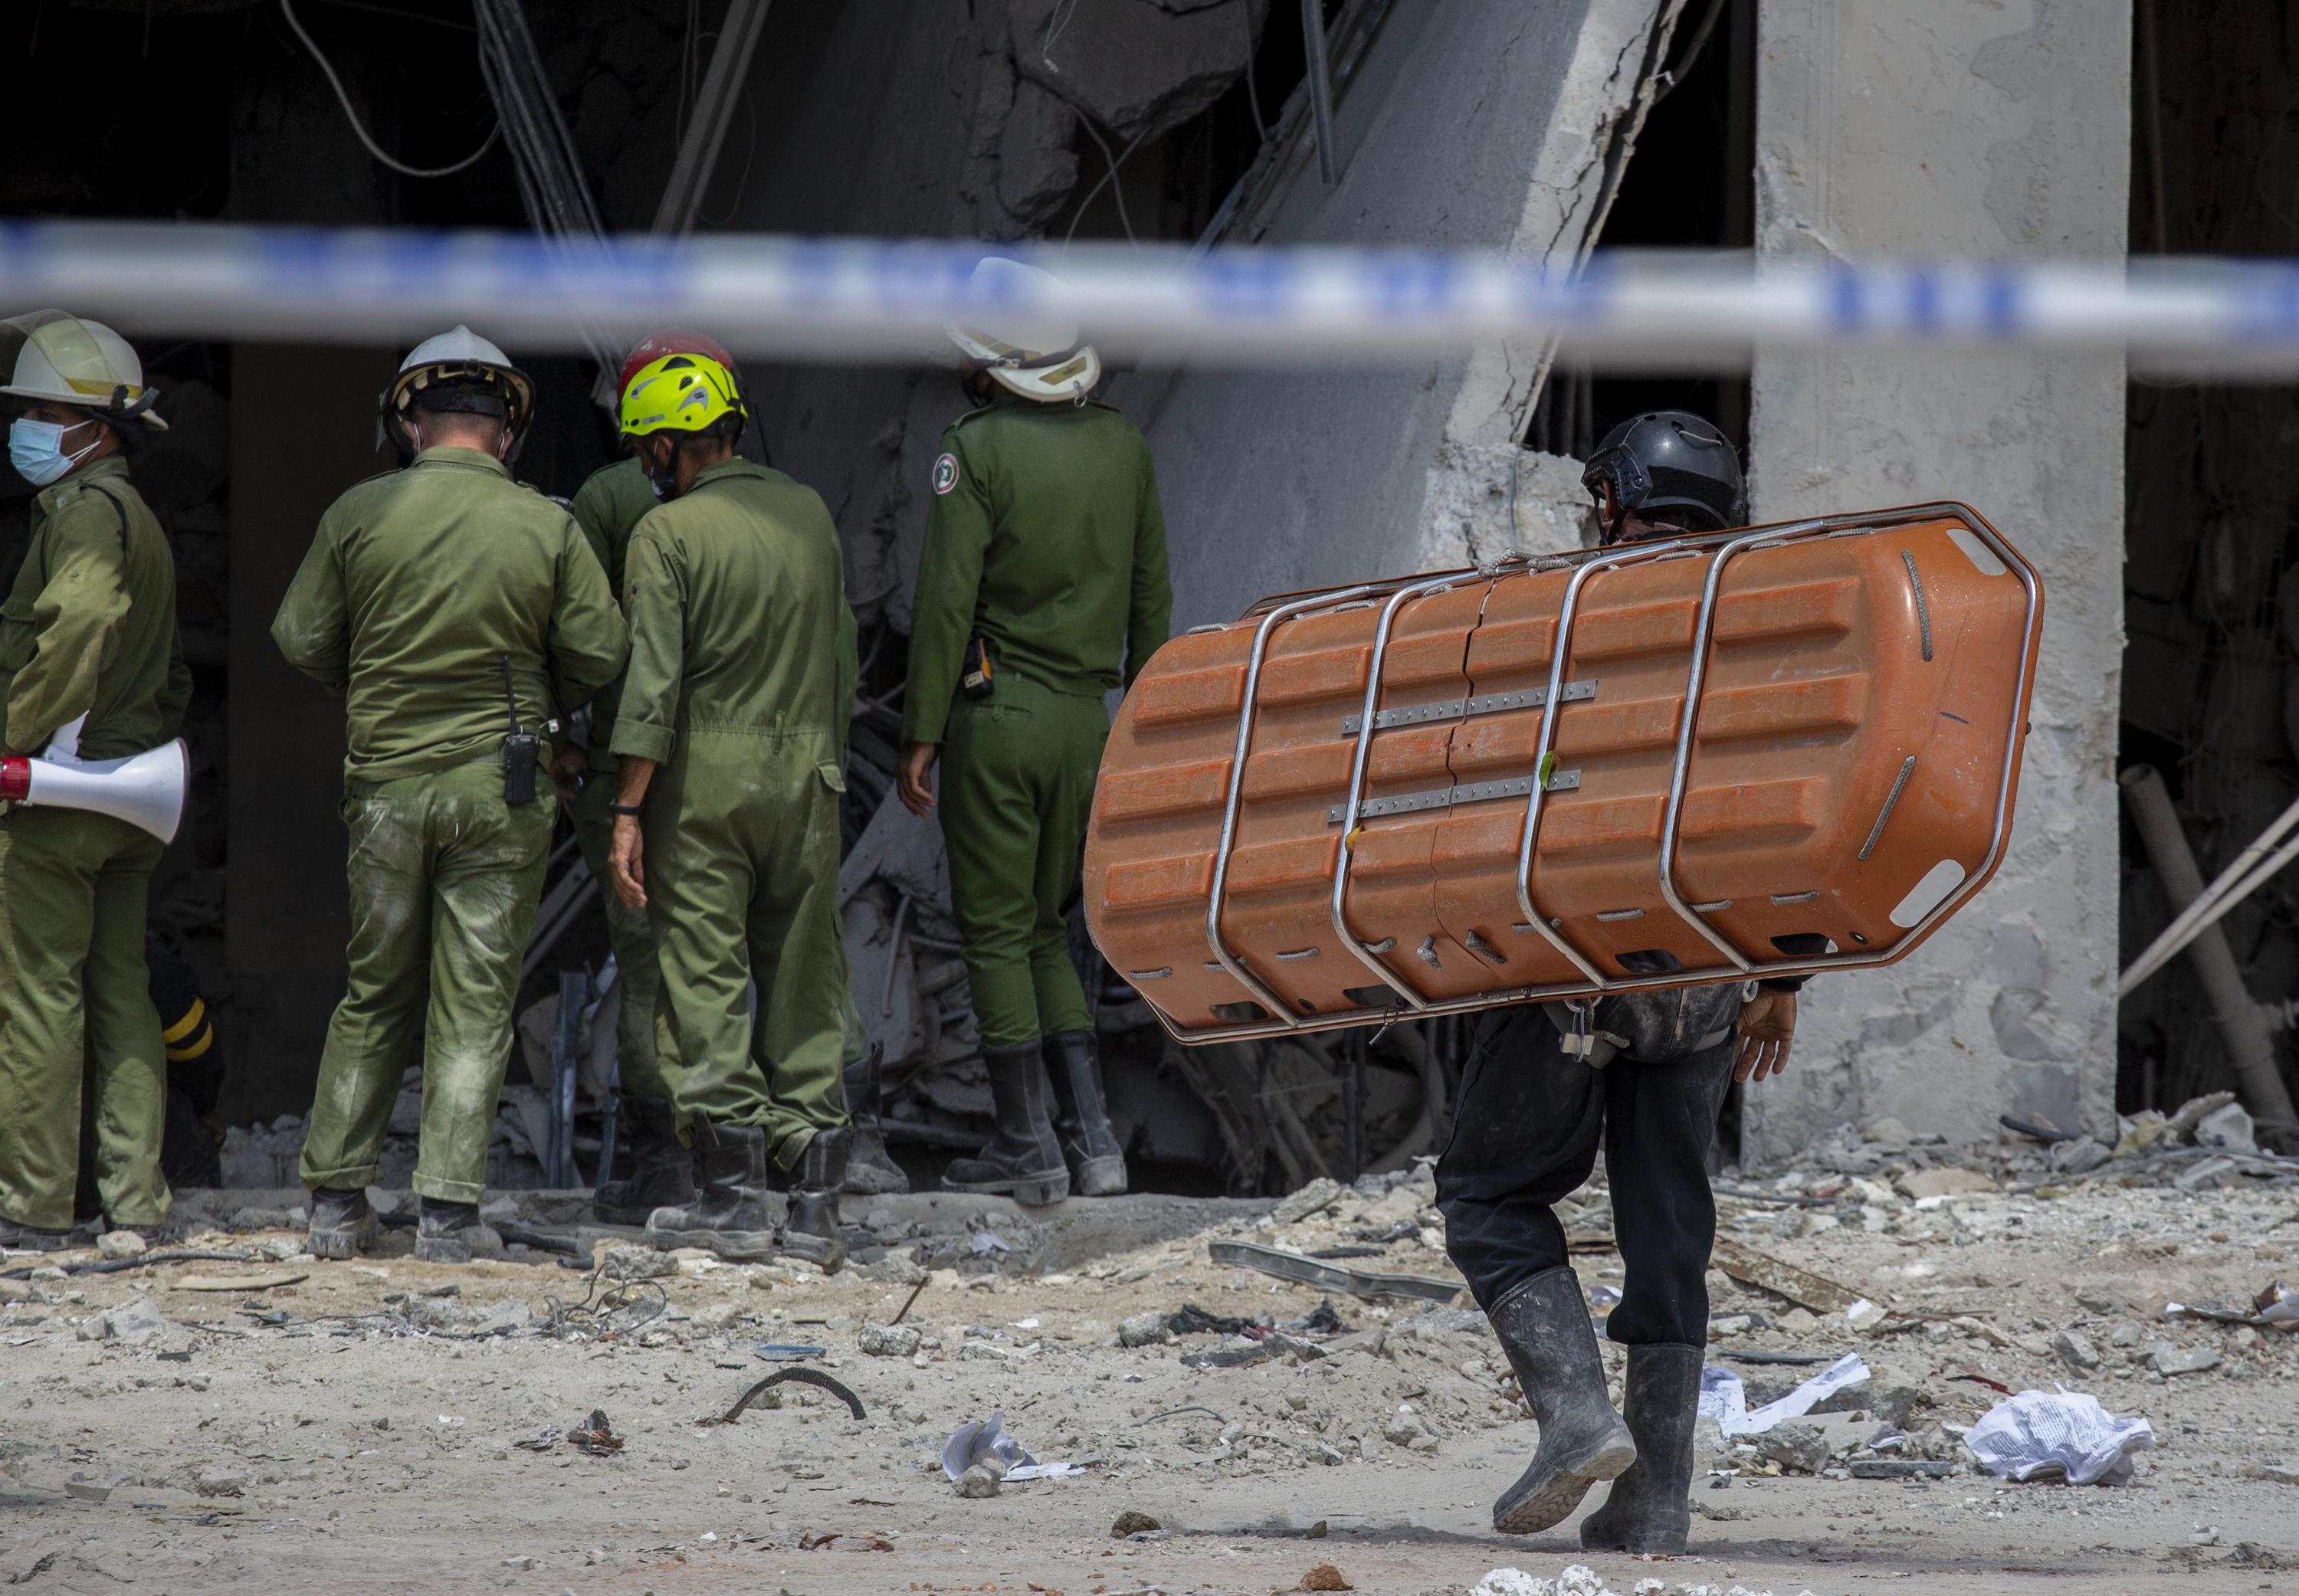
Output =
[
  {"x1": 299, "y1": 762, "x2": 555, "y2": 1204},
  {"x1": 940, "y1": 674, "x2": 1107, "y2": 1050},
  {"x1": 567, "y1": 773, "x2": 666, "y2": 1100},
  {"x1": 646, "y1": 729, "x2": 848, "y2": 1171},
  {"x1": 0, "y1": 807, "x2": 169, "y2": 1231}
]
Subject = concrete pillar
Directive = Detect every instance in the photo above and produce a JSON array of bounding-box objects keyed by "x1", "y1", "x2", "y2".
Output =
[{"x1": 1743, "y1": 0, "x2": 2130, "y2": 1155}]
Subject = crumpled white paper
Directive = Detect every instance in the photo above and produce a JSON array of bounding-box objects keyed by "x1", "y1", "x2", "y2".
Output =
[
  {"x1": 1963, "y1": 1386, "x2": 2155, "y2": 1485},
  {"x1": 940, "y1": 1411, "x2": 1083, "y2": 1483},
  {"x1": 1699, "y1": 1352, "x2": 1870, "y2": 1437}
]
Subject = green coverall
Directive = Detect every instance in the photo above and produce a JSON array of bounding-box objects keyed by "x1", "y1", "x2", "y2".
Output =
[
  {"x1": 570, "y1": 456, "x2": 866, "y2": 1096},
  {"x1": 900, "y1": 397, "x2": 1172, "y2": 1050},
  {"x1": 274, "y1": 446, "x2": 626, "y2": 1204},
  {"x1": 0, "y1": 456, "x2": 189, "y2": 1231},
  {"x1": 611, "y1": 458, "x2": 849, "y2": 1172}
]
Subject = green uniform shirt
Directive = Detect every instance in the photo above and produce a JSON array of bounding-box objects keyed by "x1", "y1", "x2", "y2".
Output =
[
  {"x1": 900, "y1": 395, "x2": 1172, "y2": 746},
  {"x1": 568, "y1": 456, "x2": 661, "y2": 769},
  {"x1": 610, "y1": 458, "x2": 847, "y2": 767},
  {"x1": 0, "y1": 456, "x2": 189, "y2": 762},
  {"x1": 272, "y1": 446, "x2": 628, "y2": 785}
]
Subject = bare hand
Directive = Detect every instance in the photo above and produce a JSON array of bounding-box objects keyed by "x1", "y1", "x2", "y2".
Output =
[
  {"x1": 609, "y1": 814, "x2": 648, "y2": 909},
  {"x1": 549, "y1": 744, "x2": 588, "y2": 801},
  {"x1": 1735, "y1": 988, "x2": 1797, "y2": 1084},
  {"x1": 898, "y1": 740, "x2": 940, "y2": 817}
]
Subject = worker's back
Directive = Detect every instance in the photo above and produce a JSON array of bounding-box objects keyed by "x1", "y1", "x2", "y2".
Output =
[
  {"x1": 621, "y1": 458, "x2": 844, "y2": 751},
  {"x1": 273, "y1": 445, "x2": 624, "y2": 782}
]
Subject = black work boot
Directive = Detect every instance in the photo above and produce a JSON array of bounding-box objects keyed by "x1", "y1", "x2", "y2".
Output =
[
  {"x1": 841, "y1": 1051, "x2": 911, "y2": 1197},
  {"x1": 1581, "y1": 1342, "x2": 1704, "y2": 1554},
  {"x1": 592, "y1": 1094, "x2": 694, "y2": 1226},
  {"x1": 644, "y1": 1119, "x2": 778, "y2": 1260},
  {"x1": 940, "y1": 1043, "x2": 1071, "y2": 1207},
  {"x1": 307, "y1": 1186, "x2": 376, "y2": 1260},
  {"x1": 1041, "y1": 1030, "x2": 1127, "y2": 1196},
  {"x1": 782, "y1": 1126, "x2": 851, "y2": 1269},
  {"x1": 0, "y1": 1215, "x2": 73, "y2": 1253},
  {"x1": 1488, "y1": 1267, "x2": 1638, "y2": 1534},
  {"x1": 414, "y1": 1198, "x2": 503, "y2": 1264}
]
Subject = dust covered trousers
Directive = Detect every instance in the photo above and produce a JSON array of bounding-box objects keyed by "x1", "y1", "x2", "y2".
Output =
[
  {"x1": 612, "y1": 458, "x2": 849, "y2": 1171},
  {"x1": 0, "y1": 457, "x2": 189, "y2": 1231},
  {"x1": 274, "y1": 445, "x2": 626, "y2": 1201},
  {"x1": 1435, "y1": 993, "x2": 1741, "y2": 1347},
  {"x1": 900, "y1": 396, "x2": 1171, "y2": 1047}
]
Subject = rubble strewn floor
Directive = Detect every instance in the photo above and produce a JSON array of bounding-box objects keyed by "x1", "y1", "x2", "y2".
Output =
[{"x1": 4, "y1": 1133, "x2": 2297, "y2": 1595}]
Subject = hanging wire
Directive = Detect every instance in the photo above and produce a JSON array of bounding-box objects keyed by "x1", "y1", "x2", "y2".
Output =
[
  {"x1": 1065, "y1": 119, "x2": 1150, "y2": 251},
  {"x1": 1651, "y1": 0, "x2": 1730, "y2": 104},
  {"x1": 280, "y1": 0, "x2": 501, "y2": 179}
]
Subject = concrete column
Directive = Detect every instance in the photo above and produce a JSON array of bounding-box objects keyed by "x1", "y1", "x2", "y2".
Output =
[{"x1": 1744, "y1": 0, "x2": 2130, "y2": 1155}]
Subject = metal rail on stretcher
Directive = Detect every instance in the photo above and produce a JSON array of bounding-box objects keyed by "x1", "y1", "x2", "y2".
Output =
[{"x1": 1162, "y1": 502, "x2": 2041, "y2": 1047}]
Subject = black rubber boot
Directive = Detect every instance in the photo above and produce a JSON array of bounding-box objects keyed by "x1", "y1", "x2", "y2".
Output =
[
  {"x1": 307, "y1": 1186, "x2": 376, "y2": 1260},
  {"x1": 1488, "y1": 1267, "x2": 1638, "y2": 1534},
  {"x1": 644, "y1": 1119, "x2": 778, "y2": 1260},
  {"x1": 1580, "y1": 1342, "x2": 1704, "y2": 1554},
  {"x1": 414, "y1": 1198, "x2": 503, "y2": 1264},
  {"x1": 0, "y1": 1216, "x2": 74, "y2": 1253},
  {"x1": 940, "y1": 1043, "x2": 1071, "y2": 1207},
  {"x1": 782, "y1": 1126, "x2": 851, "y2": 1269},
  {"x1": 841, "y1": 1051, "x2": 910, "y2": 1196},
  {"x1": 1042, "y1": 1030, "x2": 1127, "y2": 1196},
  {"x1": 592, "y1": 1093, "x2": 694, "y2": 1226}
]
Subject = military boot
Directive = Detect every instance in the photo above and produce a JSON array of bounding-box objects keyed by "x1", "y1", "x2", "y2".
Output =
[
  {"x1": 1489, "y1": 1267, "x2": 1638, "y2": 1534},
  {"x1": 592, "y1": 1093, "x2": 694, "y2": 1227},
  {"x1": 841, "y1": 1051, "x2": 910, "y2": 1197},
  {"x1": 1042, "y1": 1030, "x2": 1127, "y2": 1195},
  {"x1": 0, "y1": 1216, "x2": 73, "y2": 1253},
  {"x1": 414, "y1": 1198, "x2": 503, "y2": 1264},
  {"x1": 644, "y1": 1119, "x2": 778, "y2": 1260},
  {"x1": 782, "y1": 1126, "x2": 851, "y2": 1269},
  {"x1": 307, "y1": 1186, "x2": 377, "y2": 1260},
  {"x1": 1580, "y1": 1342, "x2": 1704, "y2": 1554},
  {"x1": 940, "y1": 1043, "x2": 1071, "y2": 1207}
]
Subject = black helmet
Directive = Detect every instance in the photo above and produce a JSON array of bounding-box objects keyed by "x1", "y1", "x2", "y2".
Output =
[{"x1": 1581, "y1": 410, "x2": 1746, "y2": 539}]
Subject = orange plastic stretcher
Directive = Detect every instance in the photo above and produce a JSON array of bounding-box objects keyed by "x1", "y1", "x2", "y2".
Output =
[{"x1": 1082, "y1": 503, "x2": 2043, "y2": 1045}]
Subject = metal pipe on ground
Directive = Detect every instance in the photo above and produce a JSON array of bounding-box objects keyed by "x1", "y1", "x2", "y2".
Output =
[{"x1": 2119, "y1": 765, "x2": 2299, "y2": 1139}]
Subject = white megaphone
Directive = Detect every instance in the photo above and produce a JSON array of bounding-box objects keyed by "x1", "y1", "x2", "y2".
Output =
[{"x1": 0, "y1": 737, "x2": 189, "y2": 845}]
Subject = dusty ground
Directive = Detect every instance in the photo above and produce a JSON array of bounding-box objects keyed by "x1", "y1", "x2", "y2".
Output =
[{"x1": 5, "y1": 1140, "x2": 2298, "y2": 1596}]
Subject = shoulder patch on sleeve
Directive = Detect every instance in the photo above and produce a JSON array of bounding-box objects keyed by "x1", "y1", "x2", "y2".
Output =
[{"x1": 933, "y1": 452, "x2": 960, "y2": 496}]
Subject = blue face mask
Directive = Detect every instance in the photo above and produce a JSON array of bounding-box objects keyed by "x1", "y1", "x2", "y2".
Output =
[{"x1": 9, "y1": 417, "x2": 100, "y2": 487}]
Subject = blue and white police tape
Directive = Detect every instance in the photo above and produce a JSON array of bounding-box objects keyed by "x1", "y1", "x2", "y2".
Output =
[{"x1": 7, "y1": 219, "x2": 2299, "y2": 372}]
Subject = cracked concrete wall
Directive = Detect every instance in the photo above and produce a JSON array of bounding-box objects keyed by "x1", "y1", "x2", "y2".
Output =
[
  {"x1": 1110, "y1": 0, "x2": 1683, "y2": 625},
  {"x1": 1743, "y1": 0, "x2": 2130, "y2": 1159}
]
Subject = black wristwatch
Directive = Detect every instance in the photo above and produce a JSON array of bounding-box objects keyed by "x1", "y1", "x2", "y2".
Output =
[{"x1": 607, "y1": 802, "x2": 644, "y2": 818}]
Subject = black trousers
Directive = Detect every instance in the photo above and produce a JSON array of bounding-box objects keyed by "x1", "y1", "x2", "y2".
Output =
[{"x1": 1436, "y1": 1004, "x2": 1733, "y2": 1346}]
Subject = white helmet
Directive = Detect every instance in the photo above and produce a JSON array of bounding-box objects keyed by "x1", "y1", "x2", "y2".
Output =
[
  {"x1": 0, "y1": 310, "x2": 167, "y2": 431},
  {"x1": 943, "y1": 257, "x2": 1101, "y2": 403},
  {"x1": 379, "y1": 324, "x2": 535, "y2": 451}
]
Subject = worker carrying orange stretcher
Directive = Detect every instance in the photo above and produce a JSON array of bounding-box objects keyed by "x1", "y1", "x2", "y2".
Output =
[{"x1": 1082, "y1": 411, "x2": 2042, "y2": 1554}]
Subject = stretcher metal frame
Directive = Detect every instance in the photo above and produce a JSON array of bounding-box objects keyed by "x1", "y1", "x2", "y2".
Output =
[{"x1": 1139, "y1": 502, "x2": 2039, "y2": 1046}]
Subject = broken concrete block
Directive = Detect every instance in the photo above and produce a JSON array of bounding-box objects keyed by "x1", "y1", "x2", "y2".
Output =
[
  {"x1": 2150, "y1": 1343, "x2": 2220, "y2": 1376},
  {"x1": 2193, "y1": 1102, "x2": 2258, "y2": 1152},
  {"x1": 1897, "y1": 1168, "x2": 1998, "y2": 1200},
  {"x1": 97, "y1": 1230, "x2": 147, "y2": 1260},
  {"x1": 995, "y1": 80, "x2": 1081, "y2": 230},
  {"x1": 79, "y1": 1296, "x2": 169, "y2": 1345},
  {"x1": 192, "y1": 1464, "x2": 248, "y2": 1498},
  {"x1": 858, "y1": 1322, "x2": 923, "y2": 1358},
  {"x1": 1272, "y1": 1176, "x2": 1346, "y2": 1227},
  {"x1": 2053, "y1": 1330, "x2": 2102, "y2": 1371},
  {"x1": 1009, "y1": 0, "x2": 1271, "y2": 145},
  {"x1": 954, "y1": 1462, "x2": 1002, "y2": 1498},
  {"x1": 1118, "y1": 1310, "x2": 1171, "y2": 1348},
  {"x1": 1753, "y1": 1422, "x2": 1831, "y2": 1475},
  {"x1": 864, "y1": 1252, "x2": 929, "y2": 1287},
  {"x1": 601, "y1": 1245, "x2": 675, "y2": 1282},
  {"x1": 471, "y1": 1299, "x2": 534, "y2": 1337},
  {"x1": 687, "y1": 1303, "x2": 746, "y2": 1335}
]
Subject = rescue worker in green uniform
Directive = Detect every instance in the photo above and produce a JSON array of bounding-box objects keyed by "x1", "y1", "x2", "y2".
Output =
[
  {"x1": 0, "y1": 311, "x2": 188, "y2": 1249},
  {"x1": 897, "y1": 257, "x2": 1172, "y2": 1207},
  {"x1": 602, "y1": 352, "x2": 853, "y2": 1264},
  {"x1": 565, "y1": 332, "x2": 904, "y2": 1219},
  {"x1": 274, "y1": 326, "x2": 626, "y2": 1263}
]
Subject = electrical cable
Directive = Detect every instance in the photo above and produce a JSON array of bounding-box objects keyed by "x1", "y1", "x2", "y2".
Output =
[
  {"x1": 280, "y1": 0, "x2": 500, "y2": 179},
  {"x1": 1651, "y1": 0, "x2": 1729, "y2": 106},
  {"x1": 1065, "y1": 120, "x2": 1150, "y2": 251}
]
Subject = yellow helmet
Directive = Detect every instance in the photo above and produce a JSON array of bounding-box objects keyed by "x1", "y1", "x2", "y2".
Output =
[{"x1": 618, "y1": 352, "x2": 744, "y2": 438}]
